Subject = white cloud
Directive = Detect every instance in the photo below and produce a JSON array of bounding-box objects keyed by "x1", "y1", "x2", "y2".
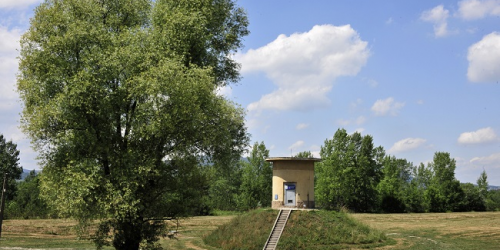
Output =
[
  {"x1": 470, "y1": 152, "x2": 500, "y2": 167},
  {"x1": 296, "y1": 123, "x2": 309, "y2": 130},
  {"x1": 356, "y1": 116, "x2": 366, "y2": 125},
  {"x1": 288, "y1": 140, "x2": 305, "y2": 151},
  {"x1": 458, "y1": 127, "x2": 498, "y2": 144},
  {"x1": 336, "y1": 116, "x2": 366, "y2": 127},
  {"x1": 310, "y1": 145, "x2": 321, "y2": 158},
  {"x1": 0, "y1": 25, "x2": 22, "y2": 110},
  {"x1": 371, "y1": 97, "x2": 405, "y2": 116},
  {"x1": 457, "y1": 0, "x2": 500, "y2": 20},
  {"x1": 421, "y1": 5, "x2": 451, "y2": 38},
  {"x1": 0, "y1": 0, "x2": 41, "y2": 9},
  {"x1": 237, "y1": 24, "x2": 369, "y2": 112},
  {"x1": 388, "y1": 138, "x2": 427, "y2": 153},
  {"x1": 216, "y1": 86, "x2": 232, "y2": 97},
  {"x1": 467, "y1": 32, "x2": 500, "y2": 83},
  {"x1": 337, "y1": 119, "x2": 351, "y2": 126}
]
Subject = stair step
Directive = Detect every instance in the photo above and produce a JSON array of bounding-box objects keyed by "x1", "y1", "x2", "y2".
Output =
[{"x1": 262, "y1": 210, "x2": 291, "y2": 250}]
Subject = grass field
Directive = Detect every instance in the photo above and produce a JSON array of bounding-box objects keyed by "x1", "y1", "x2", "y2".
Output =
[
  {"x1": 351, "y1": 212, "x2": 500, "y2": 250},
  {"x1": 1, "y1": 211, "x2": 499, "y2": 249}
]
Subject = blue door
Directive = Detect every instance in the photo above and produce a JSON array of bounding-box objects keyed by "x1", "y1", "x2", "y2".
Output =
[{"x1": 284, "y1": 184, "x2": 296, "y2": 206}]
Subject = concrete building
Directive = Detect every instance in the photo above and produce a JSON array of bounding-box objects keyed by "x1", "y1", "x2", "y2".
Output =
[{"x1": 266, "y1": 157, "x2": 321, "y2": 209}]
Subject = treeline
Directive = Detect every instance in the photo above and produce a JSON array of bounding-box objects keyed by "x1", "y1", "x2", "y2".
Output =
[
  {"x1": 4, "y1": 129, "x2": 500, "y2": 219},
  {"x1": 316, "y1": 128, "x2": 500, "y2": 213}
]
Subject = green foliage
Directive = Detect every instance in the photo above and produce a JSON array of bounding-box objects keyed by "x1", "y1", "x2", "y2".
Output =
[
  {"x1": 0, "y1": 134, "x2": 23, "y2": 201},
  {"x1": 205, "y1": 155, "x2": 243, "y2": 211},
  {"x1": 377, "y1": 156, "x2": 412, "y2": 213},
  {"x1": 425, "y1": 152, "x2": 464, "y2": 212},
  {"x1": 6, "y1": 170, "x2": 51, "y2": 219},
  {"x1": 294, "y1": 151, "x2": 314, "y2": 158},
  {"x1": 316, "y1": 129, "x2": 382, "y2": 212},
  {"x1": 487, "y1": 190, "x2": 500, "y2": 211},
  {"x1": 17, "y1": 0, "x2": 249, "y2": 249},
  {"x1": 404, "y1": 163, "x2": 432, "y2": 212},
  {"x1": 237, "y1": 142, "x2": 273, "y2": 210},
  {"x1": 460, "y1": 183, "x2": 486, "y2": 211}
]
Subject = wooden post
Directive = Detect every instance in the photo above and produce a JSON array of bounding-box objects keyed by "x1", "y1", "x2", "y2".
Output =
[{"x1": 0, "y1": 173, "x2": 8, "y2": 239}]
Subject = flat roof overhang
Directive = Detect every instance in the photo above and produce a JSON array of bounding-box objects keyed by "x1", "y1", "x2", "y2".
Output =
[{"x1": 266, "y1": 157, "x2": 322, "y2": 162}]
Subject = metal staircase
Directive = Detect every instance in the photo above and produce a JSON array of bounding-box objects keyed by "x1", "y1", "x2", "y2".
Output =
[{"x1": 263, "y1": 209, "x2": 291, "y2": 250}]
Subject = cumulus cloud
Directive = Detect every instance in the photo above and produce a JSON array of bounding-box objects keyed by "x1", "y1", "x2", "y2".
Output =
[
  {"x1": 458, "y1": 127, "x2": 498, "y2": 144},
  {"x1": 0, "y1": 0, "x2": 41, "y2": 9},
  {"x1": 420, "y1": 5, "x2": 451, "y2": 38},
  {"x1": 467, "y1": 32, "x2": 500, "y2": 83},
  {"x1": 288, "y1": 140, "x2": 305, "y2": 151},
  {"x1": 237, "y1": 24, "x2": 369, "y2": 112},
  {"x1": 388, "y1": 138, "x2": 427, "y2": 153},
  {"x1": 371, "y1": 97, "x2": 405, "y2": 116},
  {"x1": 457, "y1": 0, "x2": 500, "y2": 20},
  {"x1": 470, "y1": 152, "x2": 500, "y2": 167},
  {"x1": 296, "y1": 123, "x2": 309, "y2": 130},
  {"x1": 336, "y1": 116, "x2": 366, "y2": 127},
  {"x1": 0, "y1": 25, "x2": 22, "y2": 110}
]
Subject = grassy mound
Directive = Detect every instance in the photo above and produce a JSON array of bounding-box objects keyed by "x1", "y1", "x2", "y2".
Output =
[
  {"x1": 204, "y1": 208, "x2": 278, "y2": 250},
  {"x1": 204, "y1": 209, "x2": 391, "y2": 250},
  {"x1": 280, "y1": 210, "x2": 389, "y2": 249}
]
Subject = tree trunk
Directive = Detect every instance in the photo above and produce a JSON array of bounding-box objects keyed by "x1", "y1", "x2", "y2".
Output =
[{"x1": 112, "y1": 219, "x2": 142, "y2": 250}]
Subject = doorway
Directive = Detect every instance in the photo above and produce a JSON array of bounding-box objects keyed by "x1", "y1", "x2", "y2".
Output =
[{"x1": 284, "y1": 183, "x2": 296, "y2": 206}]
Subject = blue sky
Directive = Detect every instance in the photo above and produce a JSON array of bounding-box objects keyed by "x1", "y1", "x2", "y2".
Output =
[{"x1": 1, "y1": 0, "x2": 500, "y2": 185}]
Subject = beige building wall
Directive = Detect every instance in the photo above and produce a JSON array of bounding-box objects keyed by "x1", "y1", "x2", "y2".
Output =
[{"x1": 271, "y1": 160, "x2": 316, "y2": 209}]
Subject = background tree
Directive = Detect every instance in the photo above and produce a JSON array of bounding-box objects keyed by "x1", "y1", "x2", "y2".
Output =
[
  {"x1": 403, "y1": 163, "x2": 432, "y2": 212},
  {"x1": 460, "y1": 183, "x2": 486, "y2": 211},
  {"x1": 237, "y1": 142, "x2": 273, "y2": 210},
  {"x1": 425, "y1": 152, "x2": 464, "y2": 212},
  {"x1": 0, "y1": 134, "x2": 23, "y2": 202},
  {"x1": 316, "y1": 129, "x2": 382, "y2": 212},
  {"x1": 205, "y1": 156, "x2": 242, "y2": 211},
  {"x1": 6, "y1": 170, "x2": 51, "y2": 219},
  {"x1": 377, "y1": 156, "x2": 412, "y2": 213},
  {"x1": 294, "y1": 151, "x2": 314, "y2": 158},
  {"x1": 17, "y1": 1, "x2": 249, "y2": 249}
]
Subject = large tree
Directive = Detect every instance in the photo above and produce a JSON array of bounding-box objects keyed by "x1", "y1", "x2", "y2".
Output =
[
  {"x1": 316, "y1": 129, "x2": 382, "y2": 212},
  {"x1": 17, "y1": 0, "x2": 249, "y2": 249},
  {"x1": 425, "y1": 152, "x2": 464, "y2": 212}
]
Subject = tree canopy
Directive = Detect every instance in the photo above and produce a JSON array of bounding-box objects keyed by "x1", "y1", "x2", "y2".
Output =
[
  {"x1": 0, "y1": 134, "x2": 23, "y2": 201},
  {"x1": 17, "y1": 0, "x2": 249, "y2": 249}
]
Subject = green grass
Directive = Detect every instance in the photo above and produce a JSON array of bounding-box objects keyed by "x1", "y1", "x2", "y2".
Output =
[
  {"x1": 3, "y1": 211, "x2": 500, "y2": 249},
  {"x1": 278, "y1": 210, "x2": 390, "y2": 250},
  {"x1": 352, "y1": 212, "x2": 500, "y2": 250},
  {"x1": 203, "y1": 208, "x2": 279, "y2": 250},
  {"x1": 204, "y1": 209, "x2": 390, "y2": 250}
]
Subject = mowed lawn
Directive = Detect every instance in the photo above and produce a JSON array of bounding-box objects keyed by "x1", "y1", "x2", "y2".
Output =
[
  {"x1": 1, "y1": 212, "x2": 499, "y2": 249},
  {"x1": 352, "y1": 212, "x2": 500, "y2": 250}
]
